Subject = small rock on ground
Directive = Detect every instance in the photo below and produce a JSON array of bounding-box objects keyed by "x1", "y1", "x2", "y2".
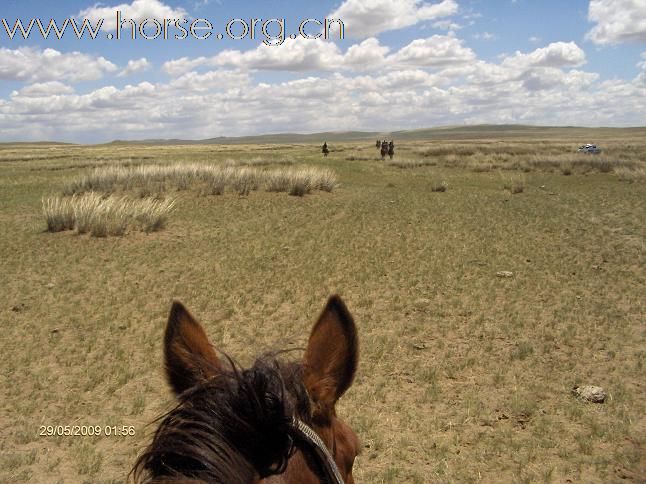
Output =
[
  {"x1": 573, "y1": 385, "x2": 607, "y2": 403},
  {"x1": 496, "y1": 271, "x2": 514, "y2": 278}
]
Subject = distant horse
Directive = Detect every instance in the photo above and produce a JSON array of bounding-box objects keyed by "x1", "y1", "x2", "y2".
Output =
[
  {"x1": 388, "y1": 141, "x2": 395, "y2": 160},
  {"x1": 322, "y1": 142, "x2": 330, "y2": 157},
  {"x1": 380, "y1": 140, "x2": 388, "y2": 159},
  {"x1": 376, "y1": 140, "x2": 382, "y2": 149},
  {"x1": 132, "y1": 295, "x2": 360, "y2": 484}
]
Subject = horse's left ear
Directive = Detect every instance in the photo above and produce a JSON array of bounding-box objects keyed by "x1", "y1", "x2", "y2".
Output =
[
  {"x1": 164, "y1": 301, "x2": 224, "y2": 395},
  {"x1": 304, "y1": 295, "x2": 358, "y2": 418}
]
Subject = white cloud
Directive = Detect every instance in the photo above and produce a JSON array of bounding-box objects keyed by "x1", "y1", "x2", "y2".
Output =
[
  {"x1": 0, "y1": 47, "x2": 117, "y2": 82},
  {"x1": 118, "y1": 57, "x2": 151, "y2": 77},
  {"x1": 162, "y1": 35, "x2": 474, "y2": 74},
  {"x1": 519, "y1": 68, "x2": 598, "y2": 91},
  {"x1": 1, "y1": 30, "x2": 644, "y2": 143},
  {"x1": 168, "y1": 70, "x2": 251, "y2": 92},
  {"x1": 4, "y1": 53, "x2": 643, "y2": 144},
  {"x1": 432, "y1": 19, "x2": 462, "y2": 31},
  {"x1": 502, "y1": 42, "x2": 586, "y2": 69},
  {"x1": 162, "y1": 39, "x2": 348, "y2": 74},
  {"x1": 212, "y1": 38, "x2": 344, "y2": 71},
  {"x1": 637, "y1": 52, "x2": 646, "y2": 84},
  {"x1": 639, "y1": 52, "x2": 646, "y2": 68},
  {"x1": 329, "y1": 0, "x2": 458, "y2": 38},
  {"x1": 388, "y1": 35, "x2": 476, "y2": 67},
  {"x1": 12, "y1": 82, "x2": 75, "y2": 97},
  {"x1": 78, "y1": 0, "x2": 188, "y2": 32},
  {"x1": 370, "y1": 69, "x2": 441, "y2": 89},
  {"x1": 162, "y1": 56, "x2": 210, "y2": 76},
  {"x1": 473, "y1": 32, "x2": 495, "y2": 40},
  {"x1": 343, "y1": 38, "x2": 391, "y2": 69},
  {"x1": 586, "y1": 0, "x2": 646, "y2": 44}
]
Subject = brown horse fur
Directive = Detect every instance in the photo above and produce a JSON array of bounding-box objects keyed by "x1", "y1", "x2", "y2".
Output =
[{"x1": 132, "y1": 295, "x2": 360, "y2": 483}]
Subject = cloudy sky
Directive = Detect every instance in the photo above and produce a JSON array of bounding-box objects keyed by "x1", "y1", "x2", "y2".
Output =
[{"x1": 0, "y1": 0, "x2": 645, "y2": 143}]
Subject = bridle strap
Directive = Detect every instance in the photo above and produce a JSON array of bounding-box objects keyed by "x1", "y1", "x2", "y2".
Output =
[{"x1": 290, "y1": 418, "x2": 345, "y2": 484}]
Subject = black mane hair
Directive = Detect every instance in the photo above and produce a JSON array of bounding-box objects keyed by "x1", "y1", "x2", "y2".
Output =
[{"x1": 132, "y1": 355, "x2": 312, "y2": 483}]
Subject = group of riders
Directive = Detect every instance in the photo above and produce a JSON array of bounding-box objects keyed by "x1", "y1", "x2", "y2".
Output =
[
  {"x1": 376, "y1": 139, "x2": 395, "y2": 159},
  {"x1": 321, "y1": 139, "x2": 395, "y2": 159}
]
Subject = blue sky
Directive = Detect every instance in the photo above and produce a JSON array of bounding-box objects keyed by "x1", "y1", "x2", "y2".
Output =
[{"x1": 0, "y1": 0, "x2": 644, "y2": 142}]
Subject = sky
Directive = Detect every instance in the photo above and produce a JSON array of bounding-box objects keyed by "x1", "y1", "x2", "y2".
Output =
[{"x1": 0, "y1": 0, "x2": 645, "y2": 143}]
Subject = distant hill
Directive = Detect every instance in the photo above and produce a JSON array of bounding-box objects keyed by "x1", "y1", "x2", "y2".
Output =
[
  {"x1": 4, "y1": 125, "x2": 645, "y2": 146},
  {"x1": 387, "y1": 125, "x2": 646, "y2": 140},
  {"x1": 106, "y1": 125, "x2": 646, "y2": 145},
  {"x1": 0, "y1": 141, "x2": 73, "y2": 146},
  {"x1": 109, "y1": 130, "x2": 381, "y2": 145}
]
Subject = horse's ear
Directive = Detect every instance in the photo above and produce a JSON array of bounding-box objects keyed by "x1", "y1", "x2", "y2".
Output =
[
  {"x1": 304, "y1": 295, "x2": 358, "y2": 417},
  {"x1": 164, "y1": 301, "x2": 223, "y2": 395}
]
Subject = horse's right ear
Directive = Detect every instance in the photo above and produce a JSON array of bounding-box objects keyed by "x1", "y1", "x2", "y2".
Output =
[
  {"x1": 164, "y1": 301, "x2": 223, "y2": 395},
  {"x1": 303, "y1": 295, "x2": 358, "y2": 419}
]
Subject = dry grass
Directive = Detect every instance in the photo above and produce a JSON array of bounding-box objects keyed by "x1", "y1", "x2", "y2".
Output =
[
  {"x1": 1, "y1": 133, "x2": 645, "y2": 483},
  {"x1": 386, "y1": 158, "x2": 437, "y2": 169},
  {"x1": 500, "y1": 172, "x2": 526, "y2": 194},
  {"x1": 265, "y1": 167, "x2": 340, "y2": 196},
  {"x1": 62, "y1": 163, "x2": 337, "y2": 197},
  {"x1": 42, "y1": 197, "x2": 75, "y2": 232},
  {"x1": 616, "y1": 166, "x2": 646, "y2": 182},
  {"x1": 560, "y1": 161, "x2": 573, "y2": 176},
  {"x1": 43, "y1": 193, "x2": 176, "y2": 236},
  {"x1": 430, "y1": 179, "x2": 448, "y2": 192},
  {"x1": 398, "y1": 139, "x2": 643, "y2": 175}
]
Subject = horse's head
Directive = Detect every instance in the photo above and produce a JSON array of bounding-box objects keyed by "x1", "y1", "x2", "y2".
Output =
[{"x1": 134, "y1": 295, "x2": 360, "y2": 483}]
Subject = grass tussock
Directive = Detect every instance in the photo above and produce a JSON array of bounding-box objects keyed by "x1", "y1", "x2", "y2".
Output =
[
  {"x1": 500, "y1": 172, "x2": 526, "y2": 194},
  {"x1": 63, "y1": 163, "x2": 337, "y2": 197},
  {"x1": 615, "y1": 167, "x2": 646, "y2": 182},
  {"x1": 386, "y1": 159, "x2": 437, "y2": 169},
  {"x1": 224, "y1": 157, "x2": 294, "y2": 167},
  {"x1": 266, "y1": 167, "x2": 338, "y2": 195},
  {"x1": 430, "y1": 180, "x2": 448, "y2": 192},
  {"x1": 43, "y1": 193, "x2": 175, "y2": 236},
  {"x1": 42, "y1": 197, "x2": 75, "y2": 232},
  {"x1": 392, "y1": 140, "x2": 643, "y2": 175},
  {"x1": 560, "y1": 161, "x2": 573, "y2": 176}
]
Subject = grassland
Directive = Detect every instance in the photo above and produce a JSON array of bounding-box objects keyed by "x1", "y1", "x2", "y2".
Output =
[{"x1": 0, "y1": 128, "x2": 645, "y2": 483}]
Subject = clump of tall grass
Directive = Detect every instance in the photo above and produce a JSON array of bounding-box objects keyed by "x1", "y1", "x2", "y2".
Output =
[
  {"x1": 265, "y1": 170, "x2": 291, "y2": 192},
  {"x1": 500, "y1": 172, "x2": 526, "y2": 194},
  {"x1": 230, "y1": 168, "x2": 259, "y2": 196},
  {"x1": 308, "y1": 168, "x2": 338, "y2": 192},
  {"x1": 430, "y1": 180, "x2": 448, "y2": 192},
  {"x1": 43, "y1": 193, "x2": 175, "y2": 236},
  {"x1": 470, "y1": 162, "x2": 493, "y2": 173},
  {"x1": 386, "y1": 159, "x2": 435, "y2": 168},
  {"x1": 224, "y1": 157, "x2": 294, "y2": 167},
  {"x1": 510, "y1": 178, "x2": 525, "y2": 194},
  {"x1": 63, "y1": 163, "x2": 337, "y2": 197},
  {"x1": 263, "y1": 167, "x2": 339, "y2": 195},
  {"x1": 132, "y1": 197, "x2": 176, "y2": 233},
  {"x1": 388, "y1": 142, "x2": 643, "y2": 174},
  {"x1": 284, "y1": 167, "x2": 338, "y2": 196},
  {"x1": 289, "y1": 180, "x2": 310, "y2": 197},
  {"x1": 560, "y1": 161, "x2": 573, "y2": 176},
  {"x1": 42, "y1": 197, "x2": 75, "y2": 232},
  {"x1": 615, "y1": 167, "x2": 646, "y2": 182},
  {"x1": 71, "y1": 193, "x2": 125, "y2": 236}
]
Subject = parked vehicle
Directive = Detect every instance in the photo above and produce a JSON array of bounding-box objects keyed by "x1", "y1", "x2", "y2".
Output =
[{"x1": 577, "y1": 144, "x2": 601, "y2": 154}]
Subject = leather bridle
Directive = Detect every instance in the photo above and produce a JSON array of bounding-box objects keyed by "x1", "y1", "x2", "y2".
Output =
[{"x1": 290, "y1": 418, "x2": 345, "y2": 484}]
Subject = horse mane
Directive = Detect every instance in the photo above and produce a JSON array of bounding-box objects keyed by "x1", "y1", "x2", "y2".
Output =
[{"x1": 132, "y1": 354, "x2": 312, "y2": 483}]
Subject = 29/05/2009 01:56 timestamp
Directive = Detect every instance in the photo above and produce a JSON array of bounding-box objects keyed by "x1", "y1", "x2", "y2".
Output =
[{"x1": 39, "y1": 425, "x2": 136, "y2": 437}]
